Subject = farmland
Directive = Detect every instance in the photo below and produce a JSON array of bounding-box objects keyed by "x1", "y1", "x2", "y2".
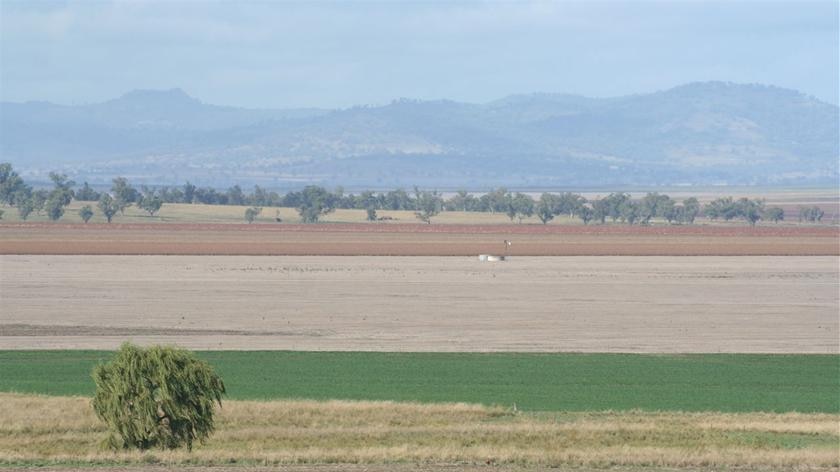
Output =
[
  {"x1": 1, "y1": 222, "x2": 838, "y2": 255},
  {"x1": 1, "y1": 351, "x2": 838, "y2": 412},
  {"x1": 1, "y1": 200, "x2": 838, "y2": 471},
  {"x1": 1, "y1": 255, "x2": 836, "y2": 352}
]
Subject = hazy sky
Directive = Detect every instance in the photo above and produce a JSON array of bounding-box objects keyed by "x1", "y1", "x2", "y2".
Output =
[{"x1": 1, "y1": 1, "x2": 838, "y2": 108}]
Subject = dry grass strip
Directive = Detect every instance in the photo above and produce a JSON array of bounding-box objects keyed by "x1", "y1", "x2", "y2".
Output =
[{"x1": 1, "y1": 393, "x2": 838, "y2": 469}]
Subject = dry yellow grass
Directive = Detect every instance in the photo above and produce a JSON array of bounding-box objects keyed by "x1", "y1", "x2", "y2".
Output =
[
  {"x1": 0, "y1": 202, "x2": 576, "y2": 225},
  {"x1": 1, "y1": 393, "x2": 838, "y2": 469}
]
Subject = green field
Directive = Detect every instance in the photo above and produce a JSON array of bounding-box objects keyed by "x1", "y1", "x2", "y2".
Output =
[{"x1": 1, "y1": 351, "x2": 837, "y2": 412}]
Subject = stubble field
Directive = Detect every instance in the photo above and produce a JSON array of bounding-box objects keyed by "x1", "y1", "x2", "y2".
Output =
[{"x1": 2, "y1": 393, "x2": 838, "y2": 469}]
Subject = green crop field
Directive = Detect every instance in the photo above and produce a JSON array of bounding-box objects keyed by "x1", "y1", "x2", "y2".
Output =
[{"x1": 1, "y1": 351, "x2": 837, "y2": 412}]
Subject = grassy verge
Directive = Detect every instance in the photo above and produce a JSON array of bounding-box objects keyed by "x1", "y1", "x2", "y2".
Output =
[
  {"x1": 1, "y1": 393, "x2": 838, "y2": 468},
  {"x1": 1, "y1": 351, "x2": 837, "y2": 413}
]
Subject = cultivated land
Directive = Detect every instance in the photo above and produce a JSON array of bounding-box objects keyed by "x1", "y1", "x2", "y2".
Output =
[
  {"x1": 2, "y1": 352, "x2": 838, "y2": 412},
  {"x1": 1, "y1": 222, "x2": 838, "y2": 256},
  {"x1": 2, "y1": 196, "x2": 838, "y2": 471},
  {"x1": 1, "y1": 255, "x2": 837, "y2": 352}
]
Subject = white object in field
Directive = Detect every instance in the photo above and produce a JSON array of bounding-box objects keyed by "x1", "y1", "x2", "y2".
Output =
[{"x1": 478, "y1": 254, "x2": 506, "y2": 262}]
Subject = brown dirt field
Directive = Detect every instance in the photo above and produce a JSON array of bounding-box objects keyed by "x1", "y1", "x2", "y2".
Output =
[
  {"x1": 1, "y1": 222, "x2": 838, "y2": 255},
  {"x1": 1, "y1": 255, "x2": 836, "y2": 352}
]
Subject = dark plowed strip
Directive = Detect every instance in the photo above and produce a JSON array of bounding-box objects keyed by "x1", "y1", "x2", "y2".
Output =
[{"x1": 0, "y1": 324, "x2": 330, "y2": 337}]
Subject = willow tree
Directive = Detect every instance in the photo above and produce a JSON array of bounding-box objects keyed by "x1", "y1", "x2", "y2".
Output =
[{"x1": 92, "y1": 343, "x2": 225, "y2": 451}]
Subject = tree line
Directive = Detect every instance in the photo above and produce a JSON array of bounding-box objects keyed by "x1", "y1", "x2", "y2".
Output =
[{"x1": 0, "y1": 163, "x2": 827, "y2": 225}]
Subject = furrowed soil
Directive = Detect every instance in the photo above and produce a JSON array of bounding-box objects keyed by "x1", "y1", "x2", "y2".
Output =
[
  {"x1": 0, "y1": 222, "x2": 838, "y2": 255},
  {"x1": 1, "y1": 255, "x2": 836, "y2": 352}
]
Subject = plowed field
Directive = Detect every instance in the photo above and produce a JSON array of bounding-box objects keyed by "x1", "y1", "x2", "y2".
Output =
[
  {"x1": 1, "y1": 222, "x2": 837, "y2": 255},
  {"x1": 2, "y1": 255, "x2": 836, "y2": 352}
]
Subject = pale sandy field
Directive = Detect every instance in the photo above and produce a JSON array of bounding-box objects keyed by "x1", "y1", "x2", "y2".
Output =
[{"x1": 0, "y1": 255, "x2": 836, "y2": 353}]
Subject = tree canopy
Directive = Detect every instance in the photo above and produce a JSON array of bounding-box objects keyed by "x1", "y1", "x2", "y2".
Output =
[{"x1": 92, "y1": 343, "x2": 225, "y2": 451}]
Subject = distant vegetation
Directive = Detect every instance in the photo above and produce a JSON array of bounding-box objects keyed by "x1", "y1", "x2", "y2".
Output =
[{"x1": 0, "y1": 162, "x2": 814, "y2": 226}]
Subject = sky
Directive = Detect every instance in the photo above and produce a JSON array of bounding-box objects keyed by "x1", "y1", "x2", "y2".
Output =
[{"x1": 1, "y1": 1, "x2": 838, "y2": 109}]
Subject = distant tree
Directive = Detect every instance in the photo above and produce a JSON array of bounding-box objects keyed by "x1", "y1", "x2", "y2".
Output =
[
  {"x1": 557, "y1": 192, "x2": 586, "y2": 218},
  {"x1": 578, "y1": 205, "x2": 594, "y2": 225},
  {"x1": 383, "y1": 189, "x2": 413, "y2": 210},
  {"x1": 661, "y1": 202, "x2": 679, "y2": 223},
  {"x1": 182, "y1": 182, "x2": 196, "y2": 204},
  {"x1": 193, "y1": 186, "x2": 226, "y2": 205},
  {"x1": 482, "y1": 188, "x2": 510, "y2": 214},
  {"x1": 799, "y1": 206, "x2": 825, "y2": 222},
  {"x1": 0, "y1": 163, "x2": 28, "y2": 205},
  {"x1": 48, "y1": 172, "x2": 75, "y2": 206},
  {"x1": 414, "y1": 188, "x2": 443, "y2": 224},
  {"x1": 592, "y1": 198, "x2": 610, "y2": 224},
  {"x1": 735, "y1": 198, "x2": 764, "y2": 226},
  {"x1": 682, "y1": 197, "x2": 701, "y2": 224},
  {"x1": 79, "y1": 205, "x2": 94, "y2": 223},
  {"x1": 619, "y1": 200, "x2": 640, "y2": 225},
  {"x1": 536, "y1": 193, "x2": 560, "y2": 224},
  {"x1": 75, "y1": 182, "x2": 101, "y2": 201},
  {"x1": 447, "y1": 189, "x2": 477, "y2": 212},
  {"x1": 603, "y1": 193, "x2": 630, "y2": 222},
  {"x1": 507, "y1": 192, "x2": 534, "y2": 223},
  {"x1": 112, "y1": 177, "x2": 139, "y2": 214},
  {"x1": 159, "y1": 187, "x2": 184, "y2": 204},
  {"x1": 16, "y1": 198, "x2": 35, "y2": 220},
  {"x1": 250, "y1": 185, "x2": 268, "y2": 206},
  {"x1": 763, "y1": 206, "x2": 785, "y2": 223},
  {"x1": 138, "y1": 195, "x2": 163, "y2": 216},
  {"x1": 639, "y1": 193, "x2": 673, "y2": 224},
  {"x1": 44, "y1": 196, "x2": 65, "y2": 221},
  {"x1": 659, "y1": 197, "x2": 677, "y2": 223},
  {"x1": 31, "y1": 189, "x2": 49, "y2": 215},
  {"x1": 704, "y1": 197, "x2": 738, "y2": 221},
  {"x1": 92, "y1": 343, "x2": 225, "y2": 451},
  {"x1": 0, "y1": 209, "x2": 3, "y2": 220},
  {"x1": 290, "y1": 185, "x2": 337, "y2": 223},
  {"x1": 42, "y1": 172, "x2": 76, "y2": 221},
  {"x1": 227, "y1": 185, "x2": 245, "y2": 206},
  {"x1": 98, "y1": 194, "x2": 120, "y2": 223},
  {"x1": 244, "y1": 206, "x2": 262, "y2": 223},
  {"x1": 359, "y1": 191, "x2": 379, "y2": 221},
  {"x1": 669, "y1": 205, "x2": 686, "y2": 224}
]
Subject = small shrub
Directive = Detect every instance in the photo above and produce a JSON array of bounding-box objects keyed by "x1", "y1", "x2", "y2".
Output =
[{"x1": 92, "y1": 343, "x2": 225, "y2": 451}]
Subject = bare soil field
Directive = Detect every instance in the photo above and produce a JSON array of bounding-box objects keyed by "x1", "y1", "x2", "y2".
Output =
[
  {"x1": 1, "y1": 255, "x2": 836, "y2": 352},
  {"x1": 1, "y1": 222, "x2": 838, "y2": 255}
]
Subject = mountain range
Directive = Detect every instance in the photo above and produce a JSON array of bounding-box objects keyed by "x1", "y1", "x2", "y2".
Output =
[{"x1": 1, "y1": 82, "x2": 837, "y2": 189}]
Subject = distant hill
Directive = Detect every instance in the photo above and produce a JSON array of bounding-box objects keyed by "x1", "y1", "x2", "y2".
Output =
[{"x1": 1, "y1": 82, "x2": 837, "y2": 188}]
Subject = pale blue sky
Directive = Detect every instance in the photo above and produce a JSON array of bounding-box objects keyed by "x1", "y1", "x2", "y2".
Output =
[{"x1": 1, "y1": 1, "x2": 837, "y2": 108}]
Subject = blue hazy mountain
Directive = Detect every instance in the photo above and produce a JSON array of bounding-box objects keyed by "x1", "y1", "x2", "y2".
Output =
[{"x1": 2, "y1": 82, "x2": 837, "y2": 188}]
